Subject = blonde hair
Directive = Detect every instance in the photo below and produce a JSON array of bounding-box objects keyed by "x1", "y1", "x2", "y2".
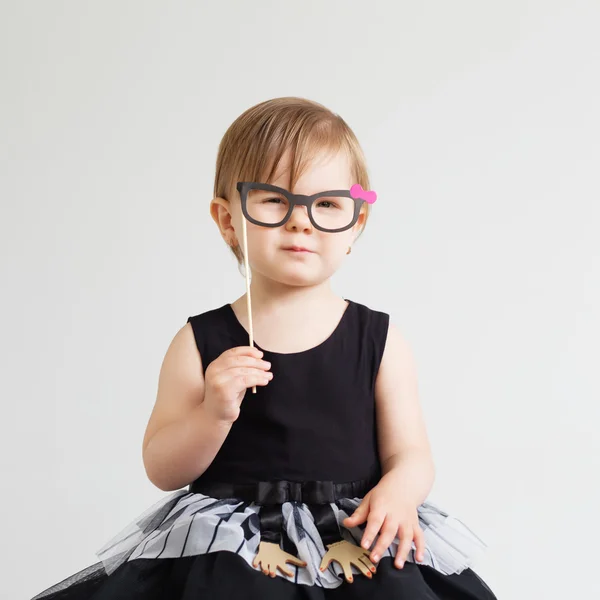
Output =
[{"x1": 214, "y1": 97, "x2": 372, "y2": 264}]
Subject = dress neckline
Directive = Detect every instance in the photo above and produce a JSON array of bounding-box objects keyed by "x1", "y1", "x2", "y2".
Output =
[{"x1": 224, "y1": 299, "x2": 354, "y2": 357}]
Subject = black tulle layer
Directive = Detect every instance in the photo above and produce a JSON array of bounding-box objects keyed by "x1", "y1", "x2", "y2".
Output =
[{"x1": 34, "y1": 550, "x2": 496, "y2": 600}]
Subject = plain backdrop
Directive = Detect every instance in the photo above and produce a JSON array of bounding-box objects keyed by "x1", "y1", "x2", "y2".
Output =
[{"x1": 2, "y1": 2, "x2": 598, "y2": 599}]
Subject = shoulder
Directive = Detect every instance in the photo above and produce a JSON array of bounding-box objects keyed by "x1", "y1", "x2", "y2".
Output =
[
  {"x1": 367, "y1": 304, "x2": 417, "y2": 394},
  {"x1": 381, "y1": 322, "x2": 414, "y2": 365},
  {"x1": 349, "y1": 299, "x2": 414, "y2": 366},
  {"x1": 161, "y1": 319, "x2": 205, "y2": 381},
  {"x1": 348, "y1": 299, "x2": 390, "y2": 333},
  {"x1": 159, "y1": 304, "x2": 228, "y2": 385},
  {"x1": 186, "y1": 304, "x2": 230, "y2": 347},
  {"x1": 187, "y1": 304, "x2": 228, "y2": 328}
]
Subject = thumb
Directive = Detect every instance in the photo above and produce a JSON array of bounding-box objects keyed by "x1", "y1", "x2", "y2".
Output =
[{"x1": 343, "y1": 498, "x2": 370, "y2": 526}]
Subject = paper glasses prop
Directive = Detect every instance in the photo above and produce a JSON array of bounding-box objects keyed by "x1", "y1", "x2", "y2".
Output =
[{"x1": 236, "y1": 182, "x2": 377, "y2": 393}]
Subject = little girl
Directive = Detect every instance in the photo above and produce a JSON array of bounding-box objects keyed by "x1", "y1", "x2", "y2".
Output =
[{"x1": 32, "y1": 97, "x2": 497, "y2": 599}]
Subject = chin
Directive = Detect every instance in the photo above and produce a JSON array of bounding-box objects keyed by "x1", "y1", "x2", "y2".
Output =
[
  {"x1": 251, "y1": 254, "x2": 340, "y2": 286},
  {"x1": 252, "y1": 263, "x2": 327, "y2": 287},
  {"x1": 275, "y1": 270, "x2": 322, "y2": 287}
]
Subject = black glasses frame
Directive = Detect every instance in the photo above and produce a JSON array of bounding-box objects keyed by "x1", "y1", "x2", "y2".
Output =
[{"x1": 236, "y1": 182, "x2": 366, "y2": 233}]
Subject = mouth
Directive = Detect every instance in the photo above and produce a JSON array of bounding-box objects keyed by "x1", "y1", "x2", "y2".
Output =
[{"x1": 282, "y1": 246, "x2": 314, "y2": 253}]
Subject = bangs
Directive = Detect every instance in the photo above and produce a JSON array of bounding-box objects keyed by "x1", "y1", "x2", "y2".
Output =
[
  {"x1": 256, "y1": 120, "x2": 350, "y2": 191},
  {"x1": 239, "y1": 116, "x2": 353, "y2": 191}
]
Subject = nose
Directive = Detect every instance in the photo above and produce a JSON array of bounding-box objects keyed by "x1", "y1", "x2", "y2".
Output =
[{"x1": 285, "y1": 204, "x2": 312, "y2": 231}]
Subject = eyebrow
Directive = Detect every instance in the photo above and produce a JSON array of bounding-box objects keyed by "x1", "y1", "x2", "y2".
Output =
[{"x1": 261, "y1": 182, "x2": 352, "y2": 194}]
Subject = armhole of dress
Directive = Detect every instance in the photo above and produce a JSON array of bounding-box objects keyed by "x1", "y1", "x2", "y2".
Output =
[
  {"x1": 371, "y1": 311, "x2": 390, "y2": 390},
  {"x1": 186, "y1": 315, "x2": 206, "y2": 376}
]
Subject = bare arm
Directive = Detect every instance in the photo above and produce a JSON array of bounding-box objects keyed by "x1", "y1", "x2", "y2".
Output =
[
  {"x1": 375, "y1": 322, "x2": 435, "y2": 506},
  {"x1": 141, "y1": 322, "x2": 231, "y2": 491}
]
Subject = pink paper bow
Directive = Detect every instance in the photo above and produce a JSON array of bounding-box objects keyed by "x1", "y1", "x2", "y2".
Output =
[{"x1": 350, "y1": 184, "x2": 377, "y2": 204}]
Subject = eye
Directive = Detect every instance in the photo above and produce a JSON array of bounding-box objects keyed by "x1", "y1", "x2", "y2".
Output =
[
  {"x1": 264, "y1": 197, "x2": 284, "y2": 204},
  {"x1": 316, "y1": 199, "x2": 339, "y2": 209}
]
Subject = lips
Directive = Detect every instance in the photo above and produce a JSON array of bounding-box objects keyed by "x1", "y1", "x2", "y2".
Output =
[{"x1": 283, "y1": 246, "x2": 313, "y2": 253}]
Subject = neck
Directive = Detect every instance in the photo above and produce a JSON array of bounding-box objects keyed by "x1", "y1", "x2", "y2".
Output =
[{"x1": 235, "y1": 273, "x2": 343, "y2": 319}]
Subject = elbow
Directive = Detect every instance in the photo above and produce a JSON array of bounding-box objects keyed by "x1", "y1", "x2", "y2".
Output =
[
  {"x1": 143, "y1": 460, "x2": 182, "y2": 492},
  {"x1": 142, "y1": 442, "x2": 180, "y2": 492},
  {"x1": 143, "y1": 463, "x2": 168, "y2": 492},
  {"x1": 420, "y1": 448, "x2": 436, "y2": 482},
  {"x1": 142, "y1": 453, "x2": 164, "y2": 491},
  {"x1": 428, "y1": 457, "x2": 436, "y2": 484}
]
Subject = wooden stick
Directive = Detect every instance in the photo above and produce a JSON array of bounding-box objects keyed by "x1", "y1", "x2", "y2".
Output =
[{"x1": 241, "y1": 216, "x2": 256, "y2": 393}]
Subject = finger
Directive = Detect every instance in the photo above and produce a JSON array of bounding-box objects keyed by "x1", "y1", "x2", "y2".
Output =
[
  {"x1": 255, "y1": 557, "x2": 266, "y2": 574},
  {"x1": 287, "y1": 556, "x2": 308, "y2": 568},
  {"x1": 277, "y1": 563, "x2": 293, "y2": 577},
  {"x1": 370, "y1": 518, "x2": 398, "y2": 563},
  {"x1": 215, "y1": 371, "x2": 271, "y2": 395},
  {"x1": 225, "y1": 355, "x2": 272, "y2": 371},
  {"x1": 394, "y1": 526, "x2": 414, "y2": 568},
  {"x1": 361, "y1": 510, "x2": 386, "y2": 551},
  {"x1": 343, "y1": 503, "x2": 369, "y2": 528},
  {"x1": 319, "y1": 555, "x2": 333, "y2": 571},
  {"x1": 256, "y1": 559, "x2": 268, "y2": 575},
  {"x1": 232, "y1": 346, "x2": 264, "y2": 358},
  {"x1": 238, "y1": 371, "x2": 273, "y2": 388},
  {"x1": 341, "y1": 560, "x2": 354, "y2": 583},
  {"x1": 214, "y1": 367, "x2": 272, "y2": 388},
  {"x1": 228, "y1": 368, "x2": 274, "y2": 389},
  {"x1": 227, "y1": 366, "x2": 273, "y2": 380},
  {"x1": 413, "y1": 525, "x2": 426, "y2": 562},
  {"x1": 226, "y1": 346, "x2": 264, "y2": 359},
  {"x1": 358, "y1": 552, "x2": 377, "y2": 573},
  {"x1": 351, "y1": 556, "x2": 373, "y2": 578},
  {"x1": 344, "y1": 497, "x2": 370, "y2": 531}
]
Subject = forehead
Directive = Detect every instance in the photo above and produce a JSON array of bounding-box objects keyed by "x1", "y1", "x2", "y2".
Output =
[{"x1": 269, "y1": 149, "x2": 353, "y2": 193}]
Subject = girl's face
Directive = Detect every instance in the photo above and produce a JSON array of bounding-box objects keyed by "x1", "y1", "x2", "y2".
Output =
[{"x1": 216, "y1": 149, "x2": 366, "y2": 288}]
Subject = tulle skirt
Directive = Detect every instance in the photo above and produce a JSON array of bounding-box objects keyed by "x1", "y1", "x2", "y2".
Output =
[{"x1": 32, "y1": 489, "x2": 497, "y2": 599}]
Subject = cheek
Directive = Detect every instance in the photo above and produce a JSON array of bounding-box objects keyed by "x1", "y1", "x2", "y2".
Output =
[
  {"x1": 246, "y1": 225, "x2": 278, "y2": 250},
  {"x1": 323, "y1": 233, "x2": 352, "y2": 251}
]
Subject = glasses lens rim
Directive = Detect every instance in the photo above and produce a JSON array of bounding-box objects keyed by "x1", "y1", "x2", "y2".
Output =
[{"x1": 243, "y1": 183, "x2": 357, "y2": 231}]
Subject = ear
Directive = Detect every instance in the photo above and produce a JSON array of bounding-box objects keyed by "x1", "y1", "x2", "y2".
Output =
[
  {"x1": 351, "y1": 208, "x2": 367, "y2": 239},
  {"x1": 210, "y1": 197, "x2": 238, "y2": 244}
]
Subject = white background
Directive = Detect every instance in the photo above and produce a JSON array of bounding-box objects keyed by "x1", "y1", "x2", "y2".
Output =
[{"x1": 2, "y1": 2, "x2": 598, "y2": 598}]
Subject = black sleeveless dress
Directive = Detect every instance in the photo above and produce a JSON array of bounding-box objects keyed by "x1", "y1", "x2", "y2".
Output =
[{"x1": 31, "y1": 299, "x2": 497, "y2": 599}]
